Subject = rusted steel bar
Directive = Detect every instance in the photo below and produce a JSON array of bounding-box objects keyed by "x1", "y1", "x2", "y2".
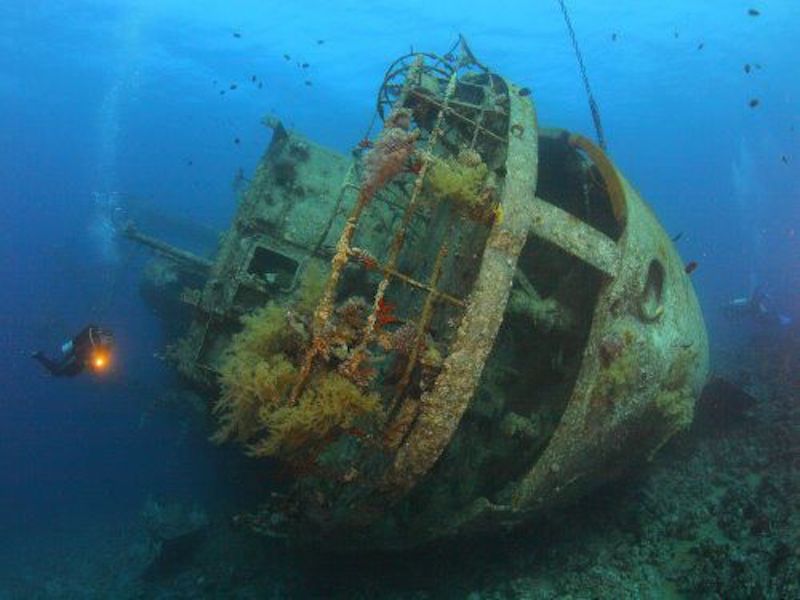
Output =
[
  {"x1": 291, "y1": 57, "x2": 427, "y2": 401},
  {"x1": 348, "y1": 249, "x2": 465, "y2": 307},
  {"x1": 341, "y1": 72, "x2": 460, "y2": 378},
  {"x1": 393, "y1": 237, "x2": 451, "y2": 406},
  {"x1": 469, "y1": 108, "x2": 485, "y2": 149},
  {"x1": 408, "y1": 89, "x2": 508, "y2": 142}
]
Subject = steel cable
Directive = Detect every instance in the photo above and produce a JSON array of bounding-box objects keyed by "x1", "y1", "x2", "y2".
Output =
[{"x1": 557, "y1": 0, "x2": 607, "y2": 149}]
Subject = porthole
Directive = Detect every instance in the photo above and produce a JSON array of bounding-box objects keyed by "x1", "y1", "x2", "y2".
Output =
[{"x1": 639, "y1": 259, "x2": 665, "y2": 322}]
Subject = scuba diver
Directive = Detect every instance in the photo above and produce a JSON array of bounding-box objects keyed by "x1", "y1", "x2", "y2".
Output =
[
  {"x1": 32, "y1": 325, "x2": 114, "y2": 377},
  {"x1": 723, "y1": 287, "x2": 793, "y2": 329}
]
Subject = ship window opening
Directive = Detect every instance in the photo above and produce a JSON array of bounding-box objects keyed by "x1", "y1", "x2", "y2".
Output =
[
  {"x1": 536, "y1": 130, "x2": 622, "y2": 241},
  {"x1": 248, "y1": 246, "x2": 298, "y2": 289},
  {"x1": 640, "y1": 259, "x2": 666, "y2": 321}
]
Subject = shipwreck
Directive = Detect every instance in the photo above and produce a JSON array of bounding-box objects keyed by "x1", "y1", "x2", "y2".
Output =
[{"x1": 127, "y1": 40, "x2": 709, "y2": 550}]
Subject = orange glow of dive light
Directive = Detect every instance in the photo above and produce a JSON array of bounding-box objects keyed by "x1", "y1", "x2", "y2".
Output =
[{"x1": 90, "y1": 349, "x2": 111, "y2": 372}]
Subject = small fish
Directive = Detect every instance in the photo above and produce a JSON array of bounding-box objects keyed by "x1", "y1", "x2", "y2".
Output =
[
  {"x1": 232, "y1": 31, "x2": 242, "y2": 38},
  {"x1": 748, "y1": 8, "x2": 760, "y2": 17},
  {"x1": 611, "y1": 32, "x2": 618, "y2": 41},
  {"x1": 443, "y1": 52, "x2": 456, "y2": 62},
  {"x1": 357, "y1": 138, "x2": 373, "y2": 149},
  {"x1": 749, "y1": 98, "x2": 760, "y2": 108},
  {"x1": 744, "y1": 63, "x2": 752, "y2": 73},
  {"x1": 230, "y1": 83, "x2": 238, "y2": 90},
  {"x1": 301, "y1": 62, "x2": 309, "y2": 69},
  {"x1": 219, "y1": 90, "x2": 226, "y2": 95},
  {"x1": 234, "y1": 137, "x2": 240, "y2": 145},
  {"x1": 213, "y1": 79, "x2": 218, "y2": 85},
  {"x1": 304, "y1": 80, "x2": 312, "y2": 86},
  {"x1": 697, "y1": 42, "x2": 704, "y2": 50},
  {"x1": 258, "y1": 81, "x2": 263, "y2": 89},
  {"x1": 317, "y1": 39, "x2": 325, "y2": 45},
  {"x1": 518, "y1": 87, "x2": 531, "y2": 97},
  {"x1": 283, "y1": 54, "x2": 291, "y2": 61},
  {"x1": 781, "y1": 155, "x2": 789, "y2": 164},
  {"x1": 186, "y1": 160, "x2": 193, "y2": 167},
  {"x1": 684, "y1": 261, "x2": 699, "y2": 274},
  {"x1": 671, "y1": 232, "x2": 684, "y2": 242},
  {"x1": 251, "y1": 75, "x2": 257, "y2": 82},
  {"x1": 673, "y1": 30, "x2": 679, "y2": 39}
]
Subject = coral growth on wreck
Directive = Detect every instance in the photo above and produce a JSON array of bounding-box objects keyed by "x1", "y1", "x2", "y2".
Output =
[
  {"x1": 272, "y1": 159, "x2": 297, "y2": 188},
  {"x1": 362, "y1": 108, "x2": 420, "y2": 198},
  {"x1": 592, "y1": 328, "x2": 640, "y2": 407},
  {"x1": 654, "y1": 348, "x2": 697, "y2": 435},
  {"x1": 211, "y1": 304, "x2": 302, "y2": 446},
  {"x1": 425, "y1": 148, "x2": 493, "y2": 220},
  {"x1": 251, "y1": 372, "x2": 383, "y2": 457},
  {"x1": 211, "y1": 265, "x2": 384, "y2": 460}
]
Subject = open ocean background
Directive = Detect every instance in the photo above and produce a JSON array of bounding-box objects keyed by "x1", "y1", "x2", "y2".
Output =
[{"x1": 0, "y1": 1, "x2": 797, "y2": 597}]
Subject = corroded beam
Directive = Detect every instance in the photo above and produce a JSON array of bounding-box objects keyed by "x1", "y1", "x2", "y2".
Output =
[
  {"x1": 122, "y1": 223, "x2": 212, "y2": 275},
  {"x1": 526, "y1": 197, "x2": 620, "y2": 278}
]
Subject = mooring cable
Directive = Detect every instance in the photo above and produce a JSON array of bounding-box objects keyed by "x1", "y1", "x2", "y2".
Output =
[{"x1": 556, "y1": 0, "x2": 607, "y2": 150}]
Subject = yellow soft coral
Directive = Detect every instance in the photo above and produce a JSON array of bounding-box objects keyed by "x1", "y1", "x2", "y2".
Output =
[
  {"x1": 213, "y1": 353, "x2": 298, "y2": 444},
  {"x1": 232, "y1": 304, "x2": 296, "y2": 357},
  {"x1": 212, "y1": 304, "x2": 298, "y2": 445},
  {"x1": 425, "y1": 149, "x2": 491, "y2": 220},
  {"x1": 294, "y1": 261, "x2": 328, "y2": 316},
  {"x1": 212, "y1": 297, "x2": 384, "y2": 459},
  {"x1": 250, "y1": 372, "x2": 383, "y2": 457}
]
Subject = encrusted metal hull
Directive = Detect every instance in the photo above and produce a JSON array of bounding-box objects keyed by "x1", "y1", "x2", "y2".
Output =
[{"x1": 132, "y1": 41, "x2": 708, "y2": 550}]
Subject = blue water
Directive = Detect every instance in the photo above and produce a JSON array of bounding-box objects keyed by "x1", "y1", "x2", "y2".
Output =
[{"x1": 1, "y1": 0, "x2": 798, "y2": 596}]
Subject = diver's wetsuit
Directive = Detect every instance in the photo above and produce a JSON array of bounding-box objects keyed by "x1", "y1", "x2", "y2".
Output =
[
  {"x1": 32, "y1": 325, "x2": 112, "y2": 377},
  {"x1": 32, "y1": 350, "x2": 83, "y2": 376}
]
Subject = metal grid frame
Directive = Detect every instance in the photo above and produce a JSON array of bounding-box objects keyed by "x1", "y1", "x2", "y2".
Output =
[{"x1": 290, "y1": 53, "x2": 510, "y2": 405}]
